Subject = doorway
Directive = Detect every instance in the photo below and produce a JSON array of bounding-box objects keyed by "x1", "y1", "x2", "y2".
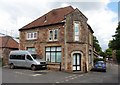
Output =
[{"x1": 73, "y1": 53, "x2": 81, "y2": 71}]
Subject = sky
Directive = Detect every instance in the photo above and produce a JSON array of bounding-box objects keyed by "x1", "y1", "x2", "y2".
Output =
[{"x1": 0, "y1": 0, "x2": 119, "y2": 51}]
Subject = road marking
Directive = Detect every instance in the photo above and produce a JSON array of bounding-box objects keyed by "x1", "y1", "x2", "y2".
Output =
[
  {"x1": 15, "y1": 71, "x2": 42, "y2": 77},
  {"x1": 32, "y1": 74, "x2": 42, "y2": 76},
  {"x1": 65, "y1": 79, "x2": 69, "y2": 81},
  {"x1": 56, "y1": 82, "x2": 60, "y2": 83},
  {"x1": 78, "y1": 74, "x2": 83, "y2": 77},
  {"x1": 55, "y1": 74, "x2": 84, "y2": 83},
  {"x1": 65, "y1": 75, "x2": 76, "y2": 78}
]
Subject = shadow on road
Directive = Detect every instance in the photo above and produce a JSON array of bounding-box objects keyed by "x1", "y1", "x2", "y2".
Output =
[{"x1": 90, "y1": 68, "x2": 106, "y2": 72}]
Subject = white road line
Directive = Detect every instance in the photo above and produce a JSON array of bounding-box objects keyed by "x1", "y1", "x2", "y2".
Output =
[
  {"x1": 65, "y1": 75, "x2": 76, "y2": 78},
  {"x1": 32, "y1": 74, "x2": 42, "y2": 76},
  {"x1": 15, "y1": 71, "x2": 42, "y2": 77},
  {"x1": 78, "y1": 74, "x2": 83, "y2": 77},
  {"x1": 56, "y1": 82, "x2": 60, "y2": 83},
  {"x1": 65, "y1": 79, "x2": 69, "y2": 82}
]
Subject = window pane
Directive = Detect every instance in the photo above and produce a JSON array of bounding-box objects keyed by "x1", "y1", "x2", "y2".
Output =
[
  {"x1": 56, "y1": 52, "x2": 61, "y2": 62},
  {"x1": 75, "y1": 36, "x2": 79, "y2": 41},
  {"x1": 34, "y1": 32, "x2": 37, "y2": 38},
  {"x1": 57, "y1": 47, "x2": 61, "y2": 51},
  {"x1": 27, "y1": 47, "x2": 35, "y2": 51},
  {"x1": 54, "y1": 30, "x2": 58, "y2": 40},
  {"x1": 46, "y1": 47, "x2": 50, "y2": 51},
  {"x1": 77, "y1": 54, "x2": 80, "y2": 65},
  {"x1": 74, "y1": 23, "x2": 79, "y2": 32},
  {"x1": 73, "y1": 55, "x2": 76, "y2": 65},
  {"x1": 51, "y1": 47, "x2": 55, "y2": 51},
  {"x1": 31, "y1": 33, "x2": 33, "y2": 38},
  {"x1": 46, "y1": 52, "x2": 50, "y2": 62},
  {"x1": 74, "y1": 22, "x2": 79, "y2": 41},
  {"x1": 51, "y1": 52, "x2": 55, "y2": 62},
  {"x1": 21, "y1": 55, "x2": 25, "y2": 60},
  {"x1": 49, "y1": 30, "x2": 53, "y2": 40}
]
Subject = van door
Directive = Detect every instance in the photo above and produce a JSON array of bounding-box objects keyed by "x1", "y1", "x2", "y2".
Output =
[
  {"x1": 25, "y1": 55, "x2": 34, "y2": 68},
  {"x1": 14, "y1": 55, "x2": 25, "y2": 67}
]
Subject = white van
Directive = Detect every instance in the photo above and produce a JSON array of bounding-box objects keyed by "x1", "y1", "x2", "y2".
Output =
[{"x1": 9, "y1": 50, "x2": 46, "y2": 70}]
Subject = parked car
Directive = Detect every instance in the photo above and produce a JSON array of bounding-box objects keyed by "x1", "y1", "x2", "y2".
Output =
[
  {"x1": 94, "y1": 61, "x2": 106, "y2": 72},
  {"x1": 9, "y1": 50, "x2": 47, "y2": 70}
]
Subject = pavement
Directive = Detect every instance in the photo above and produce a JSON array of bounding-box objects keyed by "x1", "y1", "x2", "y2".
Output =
[{"x1": 2, "y1": 62, "x2": 119, "y2": 83}]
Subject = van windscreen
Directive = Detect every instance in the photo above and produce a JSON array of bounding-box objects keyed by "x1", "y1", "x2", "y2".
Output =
[{"x1": 31, "y1": 54, "x2": 40, "y2": 59}]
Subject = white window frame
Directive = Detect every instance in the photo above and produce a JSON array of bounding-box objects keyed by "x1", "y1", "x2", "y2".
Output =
[
  {"x1": 49, "y1": 29, "x2": 58, "y2": 41},
  {"x1": 74, "y1": 21, "x2": 80, "y2": 41},
  {"x1": 54, "y1": 29, "x2": 58, "y2": 41},
  {"x1": 26, "y1": 32, "x2": 37, "y2": 40},
  {"x1": 45, "y1": 46, "x2": 62, "y2": 63}
]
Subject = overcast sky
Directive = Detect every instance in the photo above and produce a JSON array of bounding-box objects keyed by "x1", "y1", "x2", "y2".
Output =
[{"x1": 0, "y1": 0, "x2": 119, "y2": 51}]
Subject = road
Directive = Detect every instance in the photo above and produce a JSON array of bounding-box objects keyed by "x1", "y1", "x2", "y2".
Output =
[{"x1": 2, "y1": 63, "x2": 119, "y2": 83}]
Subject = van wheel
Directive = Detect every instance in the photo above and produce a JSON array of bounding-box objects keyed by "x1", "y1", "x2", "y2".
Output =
[
  {"x1": 31, "y1": 65, "x2": 36, "y2": 71},
  {"x1": 9, "y1": 64, "x2": 14, "y2": 69}
]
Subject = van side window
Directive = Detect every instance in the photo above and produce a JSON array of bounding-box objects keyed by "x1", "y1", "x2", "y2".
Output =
[
  {"x1": 27, "y1": 55, "x2": 33, "y2": 61},
  {"x1": 21, "y1": 55, "x2": 25, "y2": 60},
  {"x1": 10, "y1": 55, "x2": 25, "y2": 60}
]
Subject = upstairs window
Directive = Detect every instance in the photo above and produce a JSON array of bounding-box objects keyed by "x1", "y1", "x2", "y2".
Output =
[
  {"x1": 49, "y1": 30, "x2": 53, "y2": 41},
  {"x1": 54, "y1": 29, "x2": 58, "y2": 41},
  {"x1": 26, "y1": 32, "x2": 37, "y2": 40},
  {"x1": 74, "y1": 22, "x2": 80, "y2": 41},
  {"x1": 49, "y1": 29, "x2": 58, "y2": 41}
]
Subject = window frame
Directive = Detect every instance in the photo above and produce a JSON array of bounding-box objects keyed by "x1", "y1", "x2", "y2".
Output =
[
  {"x1": 26, "y1": 32, "x2": 37, "y2": 40},
  {"x1": 49, "y1": 29, "x2": 58, "y2": 41},
  {"x1": 73, "y1": 21, "x2": 80, "y2": 41},
  {"x1": 45, "y1": 46, "x2": 62, "y2": 63},
  {"x1": 49, "y1": 30, "x2": 53, "y2": 41},
  {"x1": 54, "y1": 29, "x2": 58, "y2": 41}
]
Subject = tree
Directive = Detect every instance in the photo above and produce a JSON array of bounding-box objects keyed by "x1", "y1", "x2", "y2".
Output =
[
  {"x1": 105, "y1": 48, "x2": 112, "y2": 58},
  {"x1": 109, "y1": 22, "x2": 120, "y2": 63},
  {"x1": 111, "y1": 22, "x2": 120, "y2": 49},
  {"x1": 99, "y1": 51, "x2": 106, "y2": 60},
  {"x1": 93, "y1": 36, "x2": 102, "y2": 52}
]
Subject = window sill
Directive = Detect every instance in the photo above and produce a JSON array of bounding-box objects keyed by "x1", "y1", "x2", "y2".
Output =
[
  {"x1": 47, "y1": 41, "x2": 59, "y2": 43},
  {"x1": 47, "y1": 62, "x2": 61, "y2": 65},
  {"x1": 26, "y1": 39, "x2": 37, "y2": 41}
]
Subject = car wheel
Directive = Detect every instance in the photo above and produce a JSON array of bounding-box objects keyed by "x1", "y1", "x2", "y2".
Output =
[
  {"x1": 31, "y1": 65, "x2": 36, "y2": 71},
  {"x1": 9, "y1": 64, "x2": 14, "y2": 69}
]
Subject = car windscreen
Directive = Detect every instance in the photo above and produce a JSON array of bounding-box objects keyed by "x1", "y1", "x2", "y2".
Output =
[{"x1": 96, "y1": 61, "x2": 105, "y2": 64}]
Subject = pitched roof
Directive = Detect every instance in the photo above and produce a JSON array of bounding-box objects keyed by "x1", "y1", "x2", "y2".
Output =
[
  {"x1": 19, "y1": 6, "x2": 74, "y2": 30},
  {"x1": 0, "y1": 36, "x2": 19, "y2": 49},
  {"x1": 87, "y1": 24, "x2": 94, "y2": 33}
]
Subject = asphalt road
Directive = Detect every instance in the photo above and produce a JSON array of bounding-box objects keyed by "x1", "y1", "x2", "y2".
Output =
[{"x1": 2, "y1": 63, "x2": 119, "y2": 83}]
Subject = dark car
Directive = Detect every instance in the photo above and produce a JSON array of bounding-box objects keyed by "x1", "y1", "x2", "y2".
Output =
[{"x1": 94, "y1": 61, "x2": 106, "y2": 72}]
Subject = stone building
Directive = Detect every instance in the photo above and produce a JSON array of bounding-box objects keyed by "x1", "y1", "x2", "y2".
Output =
[
  {"x1": 0, "y1": 36, "x2": 19, "y2": 65},
  {"x1": 19, "y1": 6, "x2": 94, "y2": 73}
]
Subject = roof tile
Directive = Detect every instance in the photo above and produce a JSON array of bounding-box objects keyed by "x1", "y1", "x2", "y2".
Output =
[{"x1": 19, "y1": 6, "x2": 74, "y2": 30}]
